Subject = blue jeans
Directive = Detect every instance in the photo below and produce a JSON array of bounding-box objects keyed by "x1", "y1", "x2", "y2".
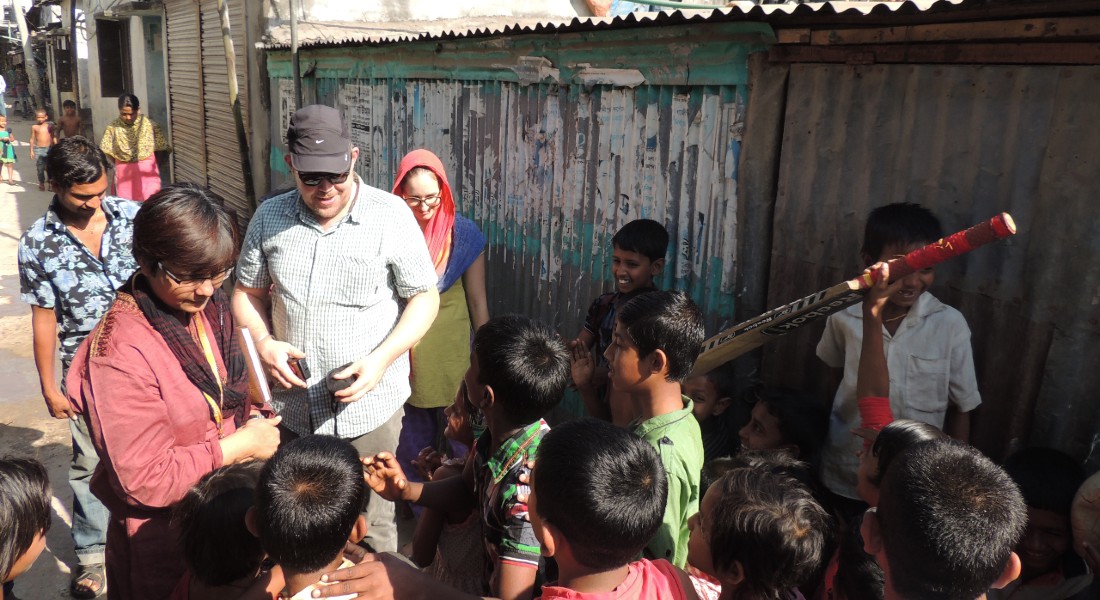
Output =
[{"x1": 70, "y1": 417, "x2": 108, "y2": 566}]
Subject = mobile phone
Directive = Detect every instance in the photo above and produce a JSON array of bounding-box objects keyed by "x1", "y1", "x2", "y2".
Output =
[{"x1": 288, "y1": 357, "x2": 311, "y2": 381}]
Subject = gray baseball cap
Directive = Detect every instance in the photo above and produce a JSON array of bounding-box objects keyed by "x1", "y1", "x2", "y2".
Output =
[{"x1": 286, "y1": 104, "x2": 352, "y2": 173}]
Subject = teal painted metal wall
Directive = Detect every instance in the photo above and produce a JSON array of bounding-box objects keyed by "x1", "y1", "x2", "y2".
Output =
[{"x1": 266, "y1": 24, "x2": 772, "y2": 399}]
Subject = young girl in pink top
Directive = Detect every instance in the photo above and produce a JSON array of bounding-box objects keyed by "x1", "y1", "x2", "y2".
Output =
[{"x1": 529, "y1": 419, "x2": 699, "y2": 600}]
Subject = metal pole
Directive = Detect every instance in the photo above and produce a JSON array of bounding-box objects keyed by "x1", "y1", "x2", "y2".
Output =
[
  {"x1": 215, "y1": 0, "x2": 255, "y2": 208},
  {"x1": 289, "y1": 0, "x2": 300, "y2": 107},
  {"x1": 69, "y1": 0, "x2": 79, "y2": 108}
]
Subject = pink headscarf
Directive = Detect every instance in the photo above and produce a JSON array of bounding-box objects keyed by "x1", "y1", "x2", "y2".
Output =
[{"x1": 393, "y1": 149, "x2": 455, "y2": 277}]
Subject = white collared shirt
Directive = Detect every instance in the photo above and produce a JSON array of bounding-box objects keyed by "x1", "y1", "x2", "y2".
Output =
[{"x1": 816, "y1": 292, "x2": 981, "y2": 499}]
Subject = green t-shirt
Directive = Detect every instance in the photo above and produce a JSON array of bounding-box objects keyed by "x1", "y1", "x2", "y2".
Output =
[{"x1": 633, "y1": 396, "x2": 704, "y2": 568}]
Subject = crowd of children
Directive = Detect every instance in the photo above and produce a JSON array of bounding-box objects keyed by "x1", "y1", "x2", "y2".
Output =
[{"x1": 4, "y1": 202, "x2": 1100, "y2": 600}]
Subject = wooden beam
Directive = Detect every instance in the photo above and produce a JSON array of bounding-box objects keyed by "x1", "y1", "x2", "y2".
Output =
[
  {"x1": 769, "y1": 42, "x2": 1100, "y2": 65},
  {"x1": 802, "y1": 16, "x2": 1100, "y2": 46}
]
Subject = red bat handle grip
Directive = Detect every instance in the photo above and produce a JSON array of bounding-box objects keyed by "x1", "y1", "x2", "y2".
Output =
[{"x1": 856, "y1": 213, "x2": 1017, "y2": 288}]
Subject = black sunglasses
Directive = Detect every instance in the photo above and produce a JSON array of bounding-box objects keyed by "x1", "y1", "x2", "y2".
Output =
[{"x1": 297, "y1": 171, "x2": 351, "y2": 186}]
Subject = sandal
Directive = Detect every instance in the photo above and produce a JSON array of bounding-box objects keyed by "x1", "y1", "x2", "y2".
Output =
[{"x1": 70, "y1": 564, "x2": 106, "y2": 599}]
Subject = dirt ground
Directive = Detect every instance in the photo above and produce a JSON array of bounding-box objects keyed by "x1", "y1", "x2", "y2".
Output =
[{"x1": 0, "y1": 108, "x2": 81, "y2": 598}]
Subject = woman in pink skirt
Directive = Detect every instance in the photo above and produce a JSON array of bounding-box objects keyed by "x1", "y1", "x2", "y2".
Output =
[{"x1": 100, "y1": 94, "x2": 170, "y2": 201}]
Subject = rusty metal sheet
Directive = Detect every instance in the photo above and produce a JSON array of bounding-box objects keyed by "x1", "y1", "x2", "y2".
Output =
[{"x1": 760, "y1": 62, "x2": 1100, "y2": 467}]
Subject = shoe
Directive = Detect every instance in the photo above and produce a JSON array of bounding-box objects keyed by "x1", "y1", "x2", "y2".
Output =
[{"x1": 70, "y1": 564, "x2": 106, "y2": 599}]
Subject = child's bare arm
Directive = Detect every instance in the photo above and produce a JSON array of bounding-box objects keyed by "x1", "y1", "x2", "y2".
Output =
[
  {"x1": 495, "y1": 563, "x2": 536, "y2": 600},
  {"x1": 363, "y1": 452, "x2": 475, "y2": 515},
  {"x1": 943, "y1": 407, "x2": 970, "y2": 442},
  {"x1": 857, "y1": 262, "x2": 900, "y2": 401},
  {"x1": 570, "y1": 328, "x2": 595, "y2": 351}
]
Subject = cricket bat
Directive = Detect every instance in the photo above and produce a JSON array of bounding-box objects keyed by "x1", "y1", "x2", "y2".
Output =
[{"x1": 690, "y1": 213, "x2": 1017, "y2": 377}]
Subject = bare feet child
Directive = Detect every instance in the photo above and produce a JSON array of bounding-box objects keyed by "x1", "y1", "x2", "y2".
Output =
[
  {"x1": 58, "y1": 100, "x2": 83, "y2": 138},
  {"x1": 30, "y1": 109, "x2": 57, "y2": 190},
  {"x1": 0, "y1": 116, "x2": 14, "y2": 184}
]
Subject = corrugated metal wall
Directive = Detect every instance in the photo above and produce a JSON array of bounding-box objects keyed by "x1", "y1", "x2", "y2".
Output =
[
  {"x1": 759, "y1": 63, "x2": 1100, "y2": 466},
  {"x1": 267, "y1": 25, "x2": 771, "y2": 342}
]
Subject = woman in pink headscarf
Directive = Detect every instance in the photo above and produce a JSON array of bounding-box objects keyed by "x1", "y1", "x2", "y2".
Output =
[{"x1": 392, "y1": 149, "x2": 488, "y2": 484}]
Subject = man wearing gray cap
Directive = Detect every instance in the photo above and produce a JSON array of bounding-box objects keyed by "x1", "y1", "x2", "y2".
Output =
[{"x1": 232, "y1": 105, "x2": 439, "y2": 551}]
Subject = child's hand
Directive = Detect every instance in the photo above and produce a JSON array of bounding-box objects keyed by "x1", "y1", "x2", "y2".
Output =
[
  {"x1": 571, "y1": 343, "x2": 595, "y2": 390},
  {"x1": 862, "y1": 262, "x2": 903, "y2": 322},
  {"x1": 362, "y1": 452, "x2": 409, "y2": 502},
  {"x1": 412, "y1": 448, "x2": 444, "y2": 481}
]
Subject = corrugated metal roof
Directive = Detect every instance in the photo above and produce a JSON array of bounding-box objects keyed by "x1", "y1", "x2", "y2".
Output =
[{"x1": 263, "y1": 0, "x2": 964, "y2": 49}]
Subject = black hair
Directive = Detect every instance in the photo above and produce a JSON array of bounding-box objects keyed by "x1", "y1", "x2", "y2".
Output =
[
  {"x1": 1003, "y1": 447, "x2": 1085, "y2": 515},
  {"x1": 532, "y1": 419, "x2": 667, "y2": 570},
  {"x1": 45, "y1": 136, "x2": 110, "y2": 189},
  {"x1": 834, "y1": 513, "x2": 884, "y2": 600},
  {"x1": 611, "y1": 218, "x2": 669, "y2": 263},
  {"x1": 118, "y1": 93, "x2": 140, "y2": 111},
  {"x1": 700, "y1": 361, "x2": 738, "y2": 400},
  {"x1": 63, "y1": 99, "x2": 76, "y2": 109},
  {"x1": 173, "y1": 462, "x2": 265, "y2": 586},
  {"x1": 133, "y1": 183, "x2": 240, "y2": 278},
  {"x1": 709, "y1": 466, "x2": 830, "y2": 599},
  {"x1": 868, "y1": 419, "x2": 947, "y2": 486},
  {"x1": 256, "y1": 435, "x2": 368, "y2": 573},
  {"x1": 721, "y1": 449, "x2": 837, "y2": 536},
  {"x1": 473, "y1": 315, "x2": 570, "y2": 425},
  {"x1": 860, "y1": 203, "x2": 943, "y2": 262},
  {"x1": 615, "y1": 290, "x2": 705, "y2": 382},
  {"x1": 755, "y1": 388, "x2": 829, "y2": 465},
  {"x1": 701, "y1": 456, "x2": 737, "y2": 498},
  {"x1": 877, "y1": 440, "x2": 1026, "y2": 600},
  {"x1": 0, "y1": 457, "x2": 51, "y2": 582}
]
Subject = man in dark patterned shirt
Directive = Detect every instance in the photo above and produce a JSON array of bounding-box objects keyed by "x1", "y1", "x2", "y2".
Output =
[{"x1": 18, "y1": 137, "x2": 140, "y2": 599}]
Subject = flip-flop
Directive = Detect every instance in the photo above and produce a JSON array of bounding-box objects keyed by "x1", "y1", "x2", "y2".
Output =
[{"x1": 70, "y1": 564, "x2": 106, "y2": 599}]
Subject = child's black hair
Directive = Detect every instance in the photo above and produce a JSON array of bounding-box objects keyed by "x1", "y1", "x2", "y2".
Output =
[
  {"x1": 46, "y1": 136, "x2": 110, "y2": 189},
  {"x1": 700, "y1": 362, "x2": 738, "y2": 400},
  {"x1": 62, "y1": 99, "x2": 76, "y2": 109},
  {"x1": 615, "y1": 290, "x2": 705, "y2": 383},
  {"x1": 700, "y1": 456, "x2": 737, "y2": 498},
  {"x1": 532, "y1": 418, "x2": 667, "y2": 571},
  {"x1": 173, "y1": 462, "x2": 265, "y2": 586},
  {"x1": 709, "y1": 466, "x2": 831, "y2": 598},
  {"x1": 256, "y1": 435, "x2": 368, "y2": 574},
  {"x1": 755, "y1": 388, "x2": 829, "y2": 465},
  {"x1": 860, "y1": 202, "x2": 943, "y2": 262},
  {"x1": 877, "y1": 440, "x2": 1026, "y2": 600},
  {"x1": 611, "y1": 218, "x2": 669, "y2": 263},
  {"x1": 834, "y1": 513, "x2": 884, "y2": 600},
  {"x1": 1003, "y1": 447, "x2": 1085, "y2": 515},
  {"x1": 0, "y1": 456, "x2": 51, "y2": 582},
  {"x1": 474, "y1": 315, "x2": 571, "y2": 425},
  {"x1": 868, "y1": 419, "x2": 946, "y2": 486}
]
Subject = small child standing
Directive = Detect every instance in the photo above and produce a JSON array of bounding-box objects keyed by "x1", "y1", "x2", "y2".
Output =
[
  {"x1": 170, "y1": 462, "x2": 282, "y2": 600},
  {"x1": 0, "y1": 457, "x2": 52, "y2": 599},
  {"x1": 686, "y1": 461, "x2": 831, "y2": 600},
  {"x1": 58, "y1": 100, "x2": 83, "y2": 138},
  {"x1": 250, "y1": 435, "x2": 369, "y2": 600},
  {"x1": 816, "y1": 203, "x2": 981, "y2": 508},
  {"x1": 0, "y1": 115, "x2": 15, "y2": 184},
  {"x1": 682, "y1": 364, "x2": 737, "y2": 464},
  {"x1": 365, "y1": 315, "x2": 572, "y2": 600},
  {"x1": 530, "y1": 418, "x2": 700, "y2": 599},
  {"x1": 572, "y1": 218, "x2": 668, "y2": 425},
  {"x1": 605, "y1": 290, "x2": 705, "y2": 568},
  {"x1": 29, "y1": 109, "x2": 56, "y2": 190}
]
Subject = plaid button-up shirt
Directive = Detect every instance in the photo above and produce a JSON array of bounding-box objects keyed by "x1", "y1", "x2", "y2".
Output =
[{"x1": 236, "y1": 179, "x2": 437, "y2": 438}]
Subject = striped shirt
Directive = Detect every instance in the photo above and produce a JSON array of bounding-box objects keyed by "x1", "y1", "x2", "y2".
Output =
[{"x1": 236, "y1": 178, "x2": 437, "y2": 438}]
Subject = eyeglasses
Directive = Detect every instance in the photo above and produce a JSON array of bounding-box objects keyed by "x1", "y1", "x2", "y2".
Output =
[
  {"x1": 402, "y1": 193, "x2": 442, "y2": 209},
  {"x1": 160, "y1": 263, "x2": 234, "y2": 288},
  {"x1": 297, "y1": 171, "x2": 351, "y2": 187}
]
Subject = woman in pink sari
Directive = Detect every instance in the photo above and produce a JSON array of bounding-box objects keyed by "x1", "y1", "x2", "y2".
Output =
[{"x1": 100, "y1": 94, "x2": 170, "y2": 201}]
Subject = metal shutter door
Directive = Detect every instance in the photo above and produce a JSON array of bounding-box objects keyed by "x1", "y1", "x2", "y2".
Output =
[{"x1": 165, "y1": 0, "x2": 206, "y2": 186}]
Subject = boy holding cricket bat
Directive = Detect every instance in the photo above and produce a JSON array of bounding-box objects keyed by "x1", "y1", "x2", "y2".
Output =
[{"x1": 816, "y1": 202, "x2": 981, "y2": 513}]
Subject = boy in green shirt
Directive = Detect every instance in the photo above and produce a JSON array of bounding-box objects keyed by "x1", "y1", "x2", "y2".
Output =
[{"x1": 604, "y1": 290, "x2": 706, "y2": 568}]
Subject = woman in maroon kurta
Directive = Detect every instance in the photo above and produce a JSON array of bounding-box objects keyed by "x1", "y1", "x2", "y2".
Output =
[{"x1": 66, "y1": 184, "x2": 282, "y2": 600}]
